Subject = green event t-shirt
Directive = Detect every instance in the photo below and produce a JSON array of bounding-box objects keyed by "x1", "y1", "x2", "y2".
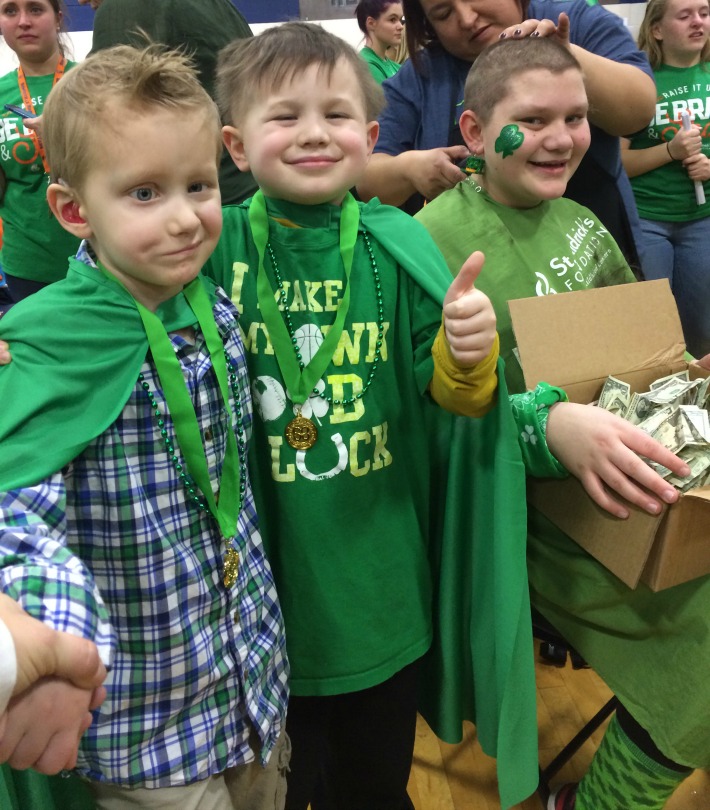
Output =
[
  {"x1": 206, "y1": 198, "x2": 442, "y2": 696},
  {"x1": 359, "y1": 46, "x2": 400, "y2": 84},
  {"x1": 0, "y1": 66, "x2": 81, "y2": 283},
  {"x1": 416, "y1": 180, "x2": 635, "y2": 393},
  {"x1": 628, "y1": 62, "x2": 710, "y2": 222}
]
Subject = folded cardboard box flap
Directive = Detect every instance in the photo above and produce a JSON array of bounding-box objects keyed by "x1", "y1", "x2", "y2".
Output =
[
  {"x1": 510, "y1": 280, "x2": 710, "y2": 592},
  {"x1": 510, "y1": 280, "x2": 685, "y2": 398}
]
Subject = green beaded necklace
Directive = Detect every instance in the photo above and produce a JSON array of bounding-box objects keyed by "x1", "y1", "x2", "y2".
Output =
[
  {"x1": 138, "y1": 346, "x2": 248, "y2": 589},
  {"x1": 265, "y1": 229, "x2": 385, "y2": 409}
]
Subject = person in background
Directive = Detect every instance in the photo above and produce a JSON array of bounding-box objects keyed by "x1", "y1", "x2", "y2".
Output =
[
  {"x1": 355, "y1": 0, "x2": 405, "y2": 83},
  {"x1": 358, "y1": 0, "x2": 655, "y2": 271},
  {"x1": 621, "y1": 0, "x2": 710, "y2": 357},
  {"x1": 0, "y1": 0, "x2": 79, "y2": 304},
  {"x1": 79, "y1": 0, "x2": 258, "y2": 205}
]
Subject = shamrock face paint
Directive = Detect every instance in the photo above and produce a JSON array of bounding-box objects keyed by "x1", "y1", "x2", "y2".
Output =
[
  {"x1": 474, "y1": 68, "x2": 590, "y2": 209},
  {"x1": 495, "y1": 124, "x2": 524, "y2": 158}
]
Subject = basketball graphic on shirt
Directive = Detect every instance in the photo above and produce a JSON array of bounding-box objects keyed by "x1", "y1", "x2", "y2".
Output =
[
  {"x1": 291, "y1": 324, "x2": 329, "y2": 422},
  {"x1": 293, "y1": 323, "x2": 323, "y2": 364}
]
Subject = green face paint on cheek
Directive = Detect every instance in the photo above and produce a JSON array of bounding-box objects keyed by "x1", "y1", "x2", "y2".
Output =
[{"x1": 495, "y1": 124, "x2": 524, "y2": 158}]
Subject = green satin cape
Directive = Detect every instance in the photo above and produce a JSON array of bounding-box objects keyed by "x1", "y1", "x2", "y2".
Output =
[
  {"x1": 360, "y1": 200, "x2": 537, "y2": 809},
  {"x1": 0, "y1": 257, "x2": 218, "y2": 492}
]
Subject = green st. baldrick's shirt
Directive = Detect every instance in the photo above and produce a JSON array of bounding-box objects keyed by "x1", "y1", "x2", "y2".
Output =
[
  {"x1": 206, "y1": 198, "x2": 440, "y2": 696},
  {"x1": 416, "y1": 180, "x2": 636, "y2": 393},
  {"x1": 0, "y1": 66, "x2": 81, "y2": 283}
]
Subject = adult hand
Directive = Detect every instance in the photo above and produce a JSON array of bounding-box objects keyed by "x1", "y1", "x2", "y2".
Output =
[
  {"x1": 0, "y1": 677, "x2": 98, "y2": 773},
  {"x1": 0, "y1": 341, "x2": 8, "y2": 365},
  {"x1": 695, "y1": 353, "x2": 710, "y2": 370},
  {"x1": 545, "y1": 402, "x2": 691, "y2": 519},
  {"x1": 683, "y1": 152, "x2": 710, "y2": 182},
  {"x1": 668, "y1": 124, "x2": 702, "y2": 161},
  {"x1": 409, "y1": 145, "x2": 468, "y2": 201},
  {"x1": 22, "y1": 115, "x2": 41, "y2": 137},
  {"x1": 442, "y1": 251, "x2": 496, "y2": 367},
  {"x1": 0, "y1": 594, "x2": 106, "y2": 696},
  {"x1": 500, "y1": 13, "x2": 571, "y2": 49}
]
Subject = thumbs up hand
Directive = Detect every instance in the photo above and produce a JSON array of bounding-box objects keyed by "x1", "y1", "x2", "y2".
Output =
[{"x1": 442, "y1": 251, "x2": 497, "y2": 368}]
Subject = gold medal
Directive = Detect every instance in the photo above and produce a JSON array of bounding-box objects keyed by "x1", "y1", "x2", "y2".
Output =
[
  {"x1": 285, "y1": 412, "x2": 318, "y2": 450},
  {"x1": 223, "y1": 546, "x2": 239, "y2": 588}
]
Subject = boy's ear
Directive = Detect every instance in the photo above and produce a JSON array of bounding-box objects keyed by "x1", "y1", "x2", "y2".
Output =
[
  {"x1": 365, "y1": 120, "x2": 379, "y2": 157},
  {"x1": 459, "y1": 109, "x2": 485, "y2": 156},
  {"x1": 222, "y1": 125, "x2": 250, "y2": 172},
  {"x1": 47, "y1": 182, "x2": 92, "y2": 239}
]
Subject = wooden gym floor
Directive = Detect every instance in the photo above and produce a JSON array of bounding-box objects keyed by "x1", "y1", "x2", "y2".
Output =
[{"x1": 407, "y1": 650, "x2": 710, "y2": 810}]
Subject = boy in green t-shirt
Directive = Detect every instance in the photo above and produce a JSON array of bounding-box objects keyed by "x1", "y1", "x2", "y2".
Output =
[
  {"x1": 417, "y1": 36, "x2": 701, "y2": 810},
  {"x1": 209, "y1": 20, "x2": 524, "y2": 810}
]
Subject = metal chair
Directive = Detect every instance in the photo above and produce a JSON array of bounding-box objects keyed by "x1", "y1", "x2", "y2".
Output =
[{"x1": 532, "y1": 609, "x2": 618, "y2": 806}]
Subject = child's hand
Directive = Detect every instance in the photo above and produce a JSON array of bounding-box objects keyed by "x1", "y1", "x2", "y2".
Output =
[
  {"x1": 0, "y1": 341, "x2": 9, "y2": 365},
  {"x1": 0, "y1": 676, "x2": 100, "y2": 773},
  {"x1": 442, "y1": 251, "x2": 496, "y2": 368},
  {"x1": 545, "y1": 402, "x2": 691, "y2": 519}
]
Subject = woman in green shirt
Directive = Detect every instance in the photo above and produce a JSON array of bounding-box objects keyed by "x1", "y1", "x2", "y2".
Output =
[
  {"x1": 621, "y1": 0, "x2": 710, "y2": 358},
  {"x1": 356, "y1": 0, "x2": 404, "y2": 83},
  {"x1": 0, "y1": 0, "x2": 79, "y2": 304}
]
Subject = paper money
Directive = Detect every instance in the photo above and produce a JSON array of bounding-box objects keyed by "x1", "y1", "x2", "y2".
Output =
[{"x1": 597, "y1": 371, "x2": 710, "y2": 493}]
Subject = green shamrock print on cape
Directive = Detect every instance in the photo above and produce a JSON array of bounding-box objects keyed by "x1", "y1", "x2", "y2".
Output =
[{"x1": 495, "y1": 124, "x2": 524, "y2": 158}]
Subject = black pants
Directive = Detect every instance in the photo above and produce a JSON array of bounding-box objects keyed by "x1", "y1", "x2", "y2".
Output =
[{"x1": 285, "y1": 658, "x2": 421, "y2": 810}]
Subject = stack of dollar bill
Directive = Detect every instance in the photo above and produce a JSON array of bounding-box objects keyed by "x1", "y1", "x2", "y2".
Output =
[{"x1": 597, "y1": 371, "x2": 710, "y2": 493}]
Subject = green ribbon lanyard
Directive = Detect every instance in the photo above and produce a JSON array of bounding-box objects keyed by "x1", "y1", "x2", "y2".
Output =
[
  {"x1": 249, "y1": 190, "x2": 359, "y2": 405},
  {"x1": 101, "y1": 266, "x2": 241, "y2": 540}
]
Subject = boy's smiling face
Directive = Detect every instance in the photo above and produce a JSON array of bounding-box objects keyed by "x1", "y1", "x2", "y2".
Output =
[
  {"x1": 223, "y1": 58, "x2": 379, "y2": 206},
  {"x1": 50, "y1": 104, "x2": 222, "y2": 310},
  {"x1": 460, "y1": 67, "x2": 590, "y2": 209}
]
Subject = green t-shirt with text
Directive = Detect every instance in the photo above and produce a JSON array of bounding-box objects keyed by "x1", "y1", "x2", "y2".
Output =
[
  {"x1": 628, "y1": 62, "x2": 710, "y2": 222},
  {"x1": 0, "y1": 66, "x2": 80, "y2": 283},
  {"x1": 206, "y1": 198, "x2": 445, "y2": 696}
]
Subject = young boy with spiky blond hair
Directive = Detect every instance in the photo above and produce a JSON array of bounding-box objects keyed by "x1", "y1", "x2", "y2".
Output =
[{"x1": 0, "y1": 45, "x2": 289, "y2": 809}]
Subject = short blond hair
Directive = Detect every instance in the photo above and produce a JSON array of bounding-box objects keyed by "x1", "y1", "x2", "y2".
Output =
[
  {"x1": 216, "y1": 21, "x2": 384, "y2": 126},
  {"x1": 43, "y1": 44, "x2": 222, "y2": 190}
]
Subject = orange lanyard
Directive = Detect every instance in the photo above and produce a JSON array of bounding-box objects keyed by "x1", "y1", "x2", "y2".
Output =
[{"x1": 17, "y1": 57, "x2": 66, "y2": 175}]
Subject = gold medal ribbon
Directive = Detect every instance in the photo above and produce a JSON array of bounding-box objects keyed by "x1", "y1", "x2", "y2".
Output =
[
  {"x1": 100, "y1": 266, "x2": 242, "y2": 542},
  {"x1": 249, "y1": 190, "x2": 359, "y2": 406}
]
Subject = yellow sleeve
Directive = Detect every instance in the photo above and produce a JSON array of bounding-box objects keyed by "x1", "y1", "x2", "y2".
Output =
[{"x1": 429, "y1": 324, "x2": 499, "y2": 417}]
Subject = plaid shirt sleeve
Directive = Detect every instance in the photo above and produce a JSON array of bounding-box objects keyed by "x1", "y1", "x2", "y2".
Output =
[{"x1": 0, "y1": 475, "x2": 116, "y2": 666}]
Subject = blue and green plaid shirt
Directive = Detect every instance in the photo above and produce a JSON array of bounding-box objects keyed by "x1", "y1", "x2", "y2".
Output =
[{"x1": 0, "y1": 265, "x2": 288, "y2": 787}]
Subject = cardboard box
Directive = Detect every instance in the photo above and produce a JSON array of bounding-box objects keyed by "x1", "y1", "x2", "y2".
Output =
[{"x1": 509, "y1": 280, "x2": 710, "y2": 591}]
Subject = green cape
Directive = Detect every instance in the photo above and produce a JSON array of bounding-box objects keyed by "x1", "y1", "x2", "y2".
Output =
[
  {"x1": 359, "y1": 200, "x2": 537, "y2": 809},
  {"x1": 0, "y1": 768, "x2": 93, "y2": 810},
  {"x1": 0, "y1": 256, "x2": 217, "y2": 491}
]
